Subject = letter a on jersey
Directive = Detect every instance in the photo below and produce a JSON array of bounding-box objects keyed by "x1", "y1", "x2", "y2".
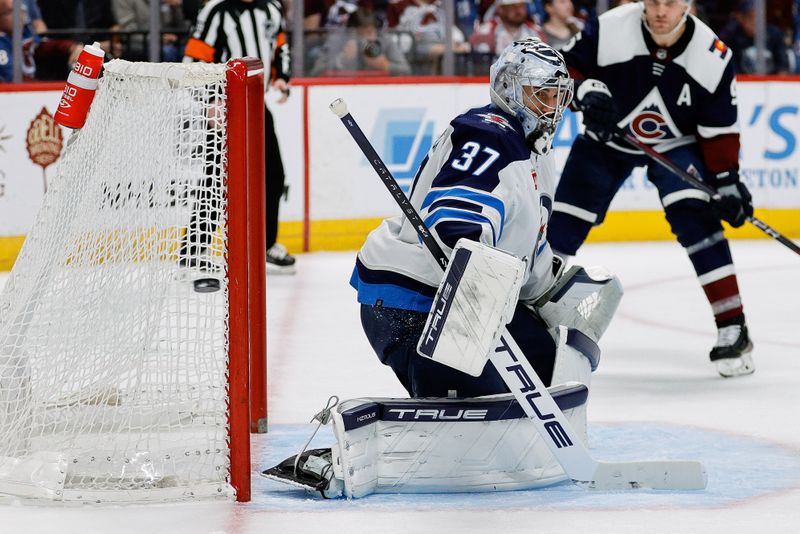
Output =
[{"x1": 677, "y1": 84, "x2": 692, "y2": 106}]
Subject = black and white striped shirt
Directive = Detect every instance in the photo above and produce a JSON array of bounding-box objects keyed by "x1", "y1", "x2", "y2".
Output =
[{"x1": 184, "y1": 0, "x2": 290, "y2": 81}]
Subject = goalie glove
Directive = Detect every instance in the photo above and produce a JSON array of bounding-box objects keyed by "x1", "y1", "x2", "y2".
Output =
[
  {"x1": 575, "y1": 79, "x2": 618, "y2": 143},
  {"x1": 712, "y1": 170, "x2": 753, "y2": 228}
]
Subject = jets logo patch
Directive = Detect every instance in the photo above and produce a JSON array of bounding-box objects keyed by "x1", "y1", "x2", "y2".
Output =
[{"x1": 476, "y1": 113, "x2": 513, "y2": 131}]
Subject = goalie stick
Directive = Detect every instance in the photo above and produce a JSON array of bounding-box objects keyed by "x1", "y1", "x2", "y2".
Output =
[
  {"x1": 330, "y1": 98, "x2": 707, "y2": 491},
  {"x1": 614, "y1": 129, "x2": 800, "y2": 256}
]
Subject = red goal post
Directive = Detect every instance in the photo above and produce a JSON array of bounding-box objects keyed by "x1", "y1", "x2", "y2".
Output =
[{"x1": 227, "y1": 57, "x2": 268, "y2": 502}]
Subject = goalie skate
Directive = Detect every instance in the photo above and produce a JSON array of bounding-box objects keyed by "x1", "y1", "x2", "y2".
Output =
[{"x1": 261, "y1": 448, "x2": 343, "y2": 499}]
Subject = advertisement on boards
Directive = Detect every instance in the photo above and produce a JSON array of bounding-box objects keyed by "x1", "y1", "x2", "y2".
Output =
[{"x1": 0, "y1": 78, "x2": 798, "y2": 262}]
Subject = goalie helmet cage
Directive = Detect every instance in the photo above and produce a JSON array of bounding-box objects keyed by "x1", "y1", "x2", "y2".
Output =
[{"x1": 0, "y1": 58, "x2": 266, "y2": 503}]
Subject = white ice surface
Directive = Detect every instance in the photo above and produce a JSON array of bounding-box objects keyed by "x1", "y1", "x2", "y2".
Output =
[{"x1": 1, "y1": 240, "x2": 799, "y2": 534}]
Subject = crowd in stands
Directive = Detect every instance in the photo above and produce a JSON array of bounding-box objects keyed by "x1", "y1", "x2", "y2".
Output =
[{"x1": 1, "y1": 0, "x2": 799, "y2": 82}]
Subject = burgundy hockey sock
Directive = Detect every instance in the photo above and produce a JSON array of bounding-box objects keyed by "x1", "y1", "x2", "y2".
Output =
[{"x1": 700, "y1": 273, "x2": 744, "y2": 327}]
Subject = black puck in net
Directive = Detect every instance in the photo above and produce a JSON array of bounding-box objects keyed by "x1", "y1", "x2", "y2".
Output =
[{"x1": 193, "y1": 278, "x2": 221, "y2": 293}]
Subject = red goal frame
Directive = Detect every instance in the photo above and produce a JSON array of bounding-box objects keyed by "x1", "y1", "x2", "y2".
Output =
[{"x1": 226, "y1": 57, "x2": 267, "y2": 503}]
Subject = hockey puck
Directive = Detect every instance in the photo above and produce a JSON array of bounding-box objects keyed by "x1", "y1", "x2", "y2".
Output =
[{"x1": 193, "y1": 278, "x2": 221, "y2": 293}]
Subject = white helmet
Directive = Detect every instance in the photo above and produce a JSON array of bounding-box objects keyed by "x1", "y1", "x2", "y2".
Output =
[{"x1": 490, "y1": 38, "x2": 574, "y2": 155}]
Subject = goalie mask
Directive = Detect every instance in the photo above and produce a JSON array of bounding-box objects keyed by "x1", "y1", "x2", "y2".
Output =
[{"x1": 489, "y1": 38, "x2": 573, "y2": 155}]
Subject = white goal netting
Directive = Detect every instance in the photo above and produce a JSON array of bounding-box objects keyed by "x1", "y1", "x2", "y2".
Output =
[{"x1": 0, "y1": 60, "x2": 237, "y2": 502}]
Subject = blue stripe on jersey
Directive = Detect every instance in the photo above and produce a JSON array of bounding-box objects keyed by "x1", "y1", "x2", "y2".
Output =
[
  {"x1": 350, "y1": 261, "x2": 436, "y2": 312},
  {"x1": 424, "y1": 208, "x2": 497, "y2": 246},
  {"x1": 421, "y1": 187, "x2": 506, "y2": 231},
  {"x1": 431, "y1": 220, "x2": 484, "y2": 249},
  {"x1": 429, "y1": 198, "x2": 483, "y2": 213}
]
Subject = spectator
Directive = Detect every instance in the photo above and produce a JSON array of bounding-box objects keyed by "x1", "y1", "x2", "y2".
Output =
[
  {"x1": 182, "y1": 0, "x2": 204, "y2": 25},
  {"x1": 455, "y1": 0, "x2": 479, "y2": 38},
  {"x1": 794, "y1": 1, "x2": 800, "y2": 72},
  {"x1": 23, "y1": 0, "x2": 46, "y2": 33},
  {"x1": 35, "y1": 0, "x2": 117, "y2": 80},
  {"x1": 303, "y1": 0, "x2": 360, "y2": 75},
  {"x1": 718, "y1": 0, "x2": 791, "y2": 73},
  {"x1": 111, "y1": 0, "x2": 188, "y2": 61},
  {"x1": 390, "y1": 0, "x2": 470, "y2": 72},
  {"x1": 1, "y1": 0, "x2": 37, "y2": 82},
  {"x1": 312, "y1": 6, "x2": 411, "y2": 75},
  {"x1": 541, "y1": 0, "x2": 582, "y2": 49},
  {"x1": 470, "y1": 0, "x2": 544, "y2": 58},
  {"x1": 320, "y1": 0, "x2": 360, "y2": 28}
]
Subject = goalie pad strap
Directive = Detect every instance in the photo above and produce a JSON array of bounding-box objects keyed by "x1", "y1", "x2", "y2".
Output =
[{"x1": 567, "y1": 328, "x2": 600, "y2": 371}]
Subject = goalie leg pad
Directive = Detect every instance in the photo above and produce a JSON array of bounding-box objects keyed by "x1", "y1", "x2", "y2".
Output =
[
  {"x1": 262, "y1": 386, "x2": 589, "y2": 499},
  {"x1": 334, "y1": 385, "x2": 587, "y2": 498},
  {"x1": 417, "y1": 238, "x2": 526, "y2": 377}
]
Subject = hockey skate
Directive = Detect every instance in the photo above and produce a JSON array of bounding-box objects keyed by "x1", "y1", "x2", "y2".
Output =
[
  {"x1": 710, "y1": 323, "x2": 755, "y2": 378},
  {"x1": 262, "y1": 448, "x2": 343, "y2": 498},
  {"x1": 267, "y1": 243, "x2": 296, "y2": 275}
]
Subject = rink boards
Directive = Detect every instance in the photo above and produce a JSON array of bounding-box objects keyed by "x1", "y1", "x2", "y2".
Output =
[{"x1": 1, "y1": 77, "x2": 799, "y2": 269}]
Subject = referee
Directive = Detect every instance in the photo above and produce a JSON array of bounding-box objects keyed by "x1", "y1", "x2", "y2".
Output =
[{"x1": 183, "y1": 0, "x2": 296, "y2": 274}]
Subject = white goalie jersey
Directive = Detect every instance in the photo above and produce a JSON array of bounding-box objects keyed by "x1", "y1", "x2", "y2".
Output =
[{"x1": 350, "y1": 104, "x2": 559, "y2": 312}]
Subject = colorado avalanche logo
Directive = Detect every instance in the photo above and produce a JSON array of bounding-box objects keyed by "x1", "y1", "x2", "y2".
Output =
[
  {"x1": 619, "y1": 87, "x2": 683, "y2": 144},
  {"x1": 630, "y1": 111, "x2": 669, "y2": 140},
  {"x1": 477, "y1": 113, "x2": 513, "y2": 130}
]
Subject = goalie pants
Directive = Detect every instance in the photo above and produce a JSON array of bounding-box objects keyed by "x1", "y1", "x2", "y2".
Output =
[
  {"x1": 179, "y1": 104, "x2": 286, "y2": 257},
  {"x1": 359, "y1": 302, "x2": 556, "y2": 398}
]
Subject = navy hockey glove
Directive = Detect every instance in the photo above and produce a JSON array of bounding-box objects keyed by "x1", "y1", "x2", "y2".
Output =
[
  {"x1": 575, "y1": 79, "x2": 618, "y2": 143},
  {"x1": 712, "y1": 171, "x2": 753, "y2": 228}
]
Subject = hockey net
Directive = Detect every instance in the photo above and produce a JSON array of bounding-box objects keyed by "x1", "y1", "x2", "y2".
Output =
[{"x1": 0, "y1": 59, "x2": 266, "y2": 503}]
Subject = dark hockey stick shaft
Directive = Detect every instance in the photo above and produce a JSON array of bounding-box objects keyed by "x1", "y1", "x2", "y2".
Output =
[
  {"x1": 615, "y1": 130, "x2": 800, "y2": 256},
  {"x1": 330, "y1": 99, "x2": 707, "y2": 490},
  {"x1": 330, "y1": 102, "x2": 449, "y2": 271}
]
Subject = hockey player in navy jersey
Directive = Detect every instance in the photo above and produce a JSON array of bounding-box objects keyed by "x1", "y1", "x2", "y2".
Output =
[
  {"x1": 548, "y1": 0, "x2": 755, "y2": 377},
  {"x1": 350, "y1": 39, "x2": 578, "y2": 397}
]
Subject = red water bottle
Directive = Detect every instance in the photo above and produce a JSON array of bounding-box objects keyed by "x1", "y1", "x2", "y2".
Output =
[{"x1": 54, "y1": 42, "x2": 105, "y2": 129}]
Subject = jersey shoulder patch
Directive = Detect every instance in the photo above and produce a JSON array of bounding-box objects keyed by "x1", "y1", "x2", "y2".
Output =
[
  {"x1": 673, "y1": 17, "x2": 732, "y2": 93},
  {"x1": 474, "y1": 111, "x2": 516, "y2": 132}
]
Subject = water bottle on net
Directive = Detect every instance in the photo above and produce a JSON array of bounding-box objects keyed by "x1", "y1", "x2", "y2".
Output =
[{"x1": 54, "y1": 42, "x2": 105, "y2": 129}]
